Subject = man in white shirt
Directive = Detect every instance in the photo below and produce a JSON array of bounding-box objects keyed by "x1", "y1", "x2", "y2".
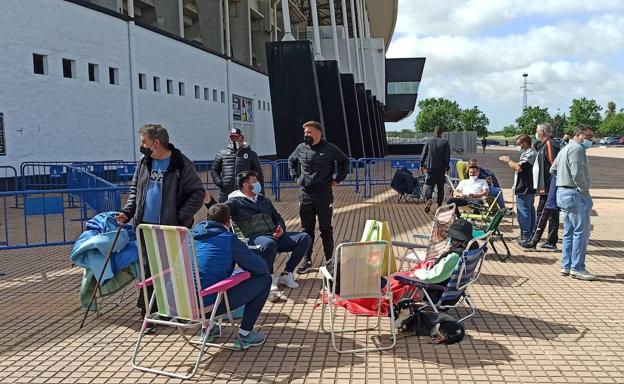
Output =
[{"x1": 447, "y1": 164, "x2": 489, "y2": 216}]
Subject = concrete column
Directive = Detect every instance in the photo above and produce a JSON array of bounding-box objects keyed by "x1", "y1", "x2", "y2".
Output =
[
  {"x1": 349, "y1": 0, "x2": 361, "y2": 82},
  {"x1": 340, "y1": 0, "x2": 352, "y2": 73},
  {"x1": 251, "y1": 0, "x2": 272, "y2": 70},
  {"x1": 280, "y1": 0, "x2": 294, "y2": 41},
  {"x1": 153, "y1": 0, "x2": 183, "y2": 36},
  {"x1": 328, "y1": 0, "x2": 340, "y2": 66},
  {"x1": 310, "y1": 0, "x2": 323, "y2": 60},
  {"x1": 196, "y1": 0, "x2": 224, "y2": 53},
  {"x1": 356, "y1": 0, "x2": 366, "y2": 84},
  {"x1": 229, "y1": 0, "x2": 252, "y2": 65}
]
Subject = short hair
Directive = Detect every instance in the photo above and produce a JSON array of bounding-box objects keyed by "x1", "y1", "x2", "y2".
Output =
[
  {"x1": 573, "y1": 124, "x2": 593, "y2": 136},
  {"x1": 468, "y1": 158, "x2": 478, "y2": 164},
  {"x1": 237, "y1": 170, "x2": 258, "y2": 190},
  {"x1": 303, "y1": 121, "x2": 322, "y2": 131},
  {"x1": 434, "y1": 127, "x2": 443, "y2": 136},
  {"x1": 468, "y1": 164, "x2": 479, "y2": 172},
  {"x1": 537, "y1": 122, "x2": 552, "y2": 137},
  {"x1": 516, "y1": 134, "x2": 531, "y2": 146},
  {"x1": 207, "y1": 203, "x2": 230, "y2": 225},
  {"x1": 140, "y1": 124, "x2": 170, "y2": 146}
]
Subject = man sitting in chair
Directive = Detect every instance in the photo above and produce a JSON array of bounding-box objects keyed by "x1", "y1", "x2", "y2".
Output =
[
  {"x1": 193, "y1": 203, "x2": 271, "y2": 349},
  {"x1": 467, "y1": 159, "x2": 505, "y2": 208},
  {"x1": 205, "y1": 170, "x2": 311, "y2": 292},
  {"x1": 447, "y1": 165, "x2": 489, "y2": 216}
]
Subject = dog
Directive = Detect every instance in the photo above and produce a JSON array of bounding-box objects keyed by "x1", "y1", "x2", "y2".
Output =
[{"x1": 393, "y1": 298, "x2": 465, "y2": 345}]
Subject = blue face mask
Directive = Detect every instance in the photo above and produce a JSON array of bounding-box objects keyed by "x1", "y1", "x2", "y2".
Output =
[
  {"x1": 252, "y1": 181, "x2": 262, "y2": 195},
  {"x1": 581, "y1": 139, "x2": 592, "y2": 149}
]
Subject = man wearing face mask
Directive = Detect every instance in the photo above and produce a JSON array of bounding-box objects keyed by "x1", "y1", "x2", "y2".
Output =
[
  {"x1": 446, "y1": 165, "x2": 489, "y2": 216},
  {"x1": 116, "y1": 124, "x2": 205, "y2": 333},
  {"x1": 204, "y1": 170, "x2": 311, "y2": 291},
  {"x1": 211, "y1": 128, "x2": 264, "y2": 202},
  {"x1": 550, "y1": 125, "x2": 595, "y2": 281},
  {"x1": 499, "y1": 134, "x2": 537, "y2": 243},
  {"x1": 288, "y1": 121, "x2": 349, "y2": 274},
  {"x1": 519, "y1": 123, "x2": 560, "y2": 250}
]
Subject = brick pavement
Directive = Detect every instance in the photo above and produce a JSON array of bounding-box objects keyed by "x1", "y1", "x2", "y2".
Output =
[{"x1": 1, "y1": 147, "x2": 623, "y2": 383}]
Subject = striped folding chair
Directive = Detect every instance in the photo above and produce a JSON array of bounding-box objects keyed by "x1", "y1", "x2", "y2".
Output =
[
  {"x1": 392, "y1": 203, "x2": 456, "y2": 271},
  {"x1": 131, "y1": 224, "x2": 250, "y2": 380}
]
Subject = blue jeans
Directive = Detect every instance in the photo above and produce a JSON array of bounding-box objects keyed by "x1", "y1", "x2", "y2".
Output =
[
  {"x1": 516, "y1": 194, "x2": 536, "y2": 241},
  {"x1": 489, "y1": 186, "x2": 505, "y2": 208},
  {"x1": 251, "y1": 232, "x2": 311, "y2": 274},
  {"x1": 212, "y1": 273, "x2": 271, "y2": 331},
  {"x1": 557, "y1": 188, "x2": 592, "y2": 272}
]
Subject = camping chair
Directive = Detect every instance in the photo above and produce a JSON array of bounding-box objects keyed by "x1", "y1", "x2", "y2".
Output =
[
  {"x1": 394, "y1": 231, "x2": 491, "y2": 323},
  {"x1": 320, "y1": 240, "x2": 396, "y2": 353},
  {"x1": 132, "y1": 224, "x2": 251, "y2": 380},
  {"x1": 461, "y1": 189, "x2": 503, "y2": 224},
  {"x1": 392, "y1": 203, "x2": 456, "y2": 271},
  {"x1": 473, "y1": 208, "x2": 511, "y2": 261},
  {"x1": 456, "y1": 161, "x2": 468, "y2": 181}
]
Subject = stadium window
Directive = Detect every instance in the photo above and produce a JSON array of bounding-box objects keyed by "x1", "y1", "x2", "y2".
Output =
[
  {"x1": 138, "y1": 73, "x2": 147, "y2": 90},
  {"x1": 213, "y1": 89, "x2": 218, "y2": 102},
  {"x1": 178, "y1": 82, "x2": 185, "y2": 96},
  {"x1": 153, "y1": 76, "x2": 161, "y2": 92},
  {"x1": 268, "y1": 102, "x2": 271, "y2": 111},
  {"x1": 33, "y1": 54, "x2": 48, "y2": 75},
  {"x1": 88, "y1": 63, "x2": 99, "y2": 82},
  {"x1": 62, "y1": 58, "x2": 76, "y2": 79},
  {"x1": 221, "y1": 91, "x2": 225, "y2": 103},
  {"x1": 203, "y1": 87, "x2": 209, "y2": 100},
  {"x1": 166, "y1": 79, "x2": 173, "y2": 94},
  {"x1": 109, "y1": 67, "x2": 119, "y2": 85},
  {"x1": 194, "y1": 85, "x2": 200, "y2": 99}
]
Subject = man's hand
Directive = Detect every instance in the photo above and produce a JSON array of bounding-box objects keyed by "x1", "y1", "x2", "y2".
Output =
[
  {"x1": 116, "y1": 212, "x2": 128, "y2": 225},
  {"x1": 499, "y1": 155, "x2": 510, "y2": 163},
  {"x1": 419, "y1": 166, "x2": 427, "y2": 174},
  {"x1": 332, "y1": 179, "x2": 338, "y2": 187},
  {"x1": 273, "y1": 225, "x2": 284, "y2": 238}
]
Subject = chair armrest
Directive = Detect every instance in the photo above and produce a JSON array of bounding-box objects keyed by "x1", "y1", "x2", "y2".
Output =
[
  {"x1": 136, "y1": 277, "x2": 153, "y2": 289},
  {"x1": 412, "y1": 233, "x2": 429, "y2": 240},
  {"x1": 319, "y1": 266, "x2": 333, "y2": 281},
  {"x1": 392, "y1": 240, "x2": 427, "y2": 249},
  {"x1": 393, "y1": 274, "x2": 447, "y2": 291},
  {"x1": 200, "y1": 271, "x2": 251, "y2": 296}
]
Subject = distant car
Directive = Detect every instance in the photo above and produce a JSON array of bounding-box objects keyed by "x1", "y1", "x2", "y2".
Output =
[
  {"x1": 599, "y1": 137, "x2": 614, "y2": 145},
  {"x1": 485, "y1": 139, "x2": 501, "y2": 146},
  {"x1": 605, "y1": 138, "x2": 621, "y2": 145},
  {"x1": 620, "y1": 136, "x2": 624, "y2": 145}
]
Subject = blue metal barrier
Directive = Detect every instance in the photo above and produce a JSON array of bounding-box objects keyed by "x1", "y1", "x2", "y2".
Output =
[
  {"x1": 20, "y1": 162, "x2": 75, "y2": 190},
  {"x1": 0, "y1": 166, "x2": 20, "y2": 208}
]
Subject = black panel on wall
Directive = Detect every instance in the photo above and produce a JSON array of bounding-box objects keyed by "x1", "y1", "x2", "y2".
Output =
[
  {"x1": 266, "y1": 41, "x2": 323, "y2": 159},
  {"x1": 371, "y1": 94, "x2": 383, "y2": 158},
  {"x1": 366, "y1": 91, "x2": 380, "y2": 158},
  {"x1": 378, "y1": 102, "x2": 388, "y2": 157},
  {"x1": 340, "y1": 74, "x2": 365, "y2": 159},
  {"x1": 315, "y1": 61, "x2": 351, "y2": 157},
  {"x1": 356, "y1": 83, "x2": 374, "y2": 158}
]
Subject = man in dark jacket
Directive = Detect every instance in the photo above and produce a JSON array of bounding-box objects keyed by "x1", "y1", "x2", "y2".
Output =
[
  {"x1": 520, "y1": 122, "x2": 560, "y2": 250},
  {"x1": 288, "y1": 121, "x2": 349, "y2": 274},
  {"x1": 211, "y1": 128, "x2": 264, "y2": 202},
  {"x1": 193, "y1": 203, "x2": 271, "y2": 349},
  {"x1": 420, "y1": 127, "x2": 451, "y2": 213},
  {"x1": 205, "y1": 170, "x2": 311, "y2": 292},
  {"x1": 116, "y1": 124, "x2": 205, "y2": 332}
]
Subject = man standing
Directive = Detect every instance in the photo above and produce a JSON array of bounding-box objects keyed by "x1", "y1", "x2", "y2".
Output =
[
  {"x1": 211, "y1": 128, "x2": 264, "y2": 202},
  {"x1": 481, "y1": 137, "x2": 487, "y2": 154},
  {"x1": 116, "y1": 124, "x2": 205, "y2": 332},
  {"x1": 520, "y1": 123, "x2": 560, "y2": 250},
  {"x1": 550, "y1": 125, "x2": 595, "y2": 281},
  {"x1": 499, "y1": 134, "x2": 537, "y2": 243},
  {"x1": 288, "y1": 121, "x2": 349, "y2": 274},
  {"x1": 420, "y1": 127, "x2": 451, "y2": 213}
]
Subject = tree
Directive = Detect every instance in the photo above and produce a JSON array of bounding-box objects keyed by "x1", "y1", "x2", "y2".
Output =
[
  {"x1": 599, "y1": 112, "x2": 624, "y2": 137},
  {"x1": 606, "y1": 101, "x2": 617, "y2": 118},
  {"x1": 515, "y1": 106, "x2": 551, "y2": 134},
  {"x1": 551, "y1": 112, "x2": 568, "y2": 138},
  {"x1": 460, "y1": 106, "x2": 490, "y2": 137},
  {"x1": 414, "y1": 98, "x2": 462, "y2": 133},
  {"x1": 501, "y1": 124, "x2": 518, "y2": 137},
  {"x1": 568, "y1": 97, "x2": 602, "y2": 131}
]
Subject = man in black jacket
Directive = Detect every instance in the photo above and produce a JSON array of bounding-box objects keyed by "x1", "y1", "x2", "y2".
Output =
[
  {"x1": 420, "y1": 127, "x2": 451, "y2": 213},
  {"x1": 211, "y1": 128, "x2": 264, "y2": 202},
  {"x1": 205, "y1": 170, "x2": 311, "y2": 292},
  {"x1": 116, "y1": 124, "x2": 205, "y2": 332},
  {"x1": 288, "y1": 121, "x2": 350, "y2": 273}
]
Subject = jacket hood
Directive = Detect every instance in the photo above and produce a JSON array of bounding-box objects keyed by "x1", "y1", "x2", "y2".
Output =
[
  {"x1": 227, "y1": 190, "x2": 259, "y2": 200},
  {"x1": 192, "y1": 220, "x2": 230, "y2": 240}
]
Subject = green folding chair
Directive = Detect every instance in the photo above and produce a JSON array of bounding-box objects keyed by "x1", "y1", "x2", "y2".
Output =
[{"x1": 472, "y1": 208, "x2": 511, "y2": 261}]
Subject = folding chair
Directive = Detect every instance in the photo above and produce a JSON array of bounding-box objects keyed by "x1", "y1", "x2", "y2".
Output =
[
  {"x1": 473, "y1": 208, "x2": 511, "y2": 261},
  {"x1": 132, "y1": 224, "x2": 251, "y2": 380},
  {"x1": 461, "y1": 190, "x2": 503, "y2": 224},
  {"x1": 319, "y1": 240, "x2": 396, "y2": 353},
  {"x1": 394, "y1": 231, "x2": 491, "y2": 323},
  {"x1": 392, "y1": 203, "x2": 456, "y2": 271}
]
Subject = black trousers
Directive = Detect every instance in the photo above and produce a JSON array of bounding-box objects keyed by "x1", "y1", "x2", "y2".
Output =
[
  {"x1": 528, "y1": 195, "x2": 559, "y2": 246},
  {"x1": 299, "y1": 189, "x2": 334, "y2": 262},
  {"x1": 424, "y1": 169, "x2": 446, "y2": 206},
  {"x1": 447, "y1": 197, "x2": 484, "y2": 216}
]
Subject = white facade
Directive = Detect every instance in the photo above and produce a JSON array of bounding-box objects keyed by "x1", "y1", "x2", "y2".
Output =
[{"x1": 0, "y1": 0, "x2": 275, "y2": 169}]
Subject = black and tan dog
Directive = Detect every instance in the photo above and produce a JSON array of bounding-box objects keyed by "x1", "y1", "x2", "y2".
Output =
[{"x1": 393, "y1": 298, "x2": 465, "y2": 345}]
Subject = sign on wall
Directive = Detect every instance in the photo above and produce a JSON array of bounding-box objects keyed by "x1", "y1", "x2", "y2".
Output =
[
  {"x1": 0, "y1": 113, "x2": 5, "y2": 156},
  {"x1": 232, "y1": 95, "x2": 253, "y2": 123}
]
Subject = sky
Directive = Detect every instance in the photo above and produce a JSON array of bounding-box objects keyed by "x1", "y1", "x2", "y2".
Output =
[{"x1": 385, "y1": 0, "x2": 624, "y2": 133}]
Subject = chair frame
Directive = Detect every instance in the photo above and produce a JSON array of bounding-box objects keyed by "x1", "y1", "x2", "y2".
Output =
[
  {"x1": 131, "y1": 224, "x2": 250, "y2": 380},
  {"x1": 474, "y1": 208, "x2": 511, "y2": 261},
  {"x1": 319, "y1": 240, "x2": 396, "y2": 353}
]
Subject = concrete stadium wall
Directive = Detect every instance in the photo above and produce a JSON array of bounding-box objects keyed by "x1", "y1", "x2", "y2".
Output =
[{"x1": 0, "y1": 0, "x2": 275, "y2": 169}]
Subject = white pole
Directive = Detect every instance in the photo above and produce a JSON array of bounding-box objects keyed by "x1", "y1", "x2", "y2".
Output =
[
  {"x1": 178, "y1": 0, "x2": 184, "y2": 37},
  {"x1": 127, "y1": 0, "x2": 134, "y2": 17},
  {"x1": 349, "y1": 0, "x2": 361, "y2": 81},
  {"x1": 356, "y1": 0, "x2": 367, "y2": 84},
  {"x1": 309, "y1": 0, "x2": 323, "y2": 60},
  {"x1": 127, "y1": 2, "x2": 138, "y2": 159},
  {"x1": 280, "y1": 0, "x2": 295, "y2": 41},
  {"x1": 273, "y1": 0, "x2": 278, "y2": 40},
  {"x1": 340, "y1": 0, "x2": 352, "y2": 73},
  {"x1": 224, "y1": 0, "x2": 231, "y2": 56},
  {"x1": 328, "y1": 0, "x2": 340, "y2": 65}
]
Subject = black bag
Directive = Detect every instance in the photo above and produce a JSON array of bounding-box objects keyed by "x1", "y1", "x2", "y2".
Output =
[{"x1": 391, "y1": 167, "x2": 414, "y2": 195}]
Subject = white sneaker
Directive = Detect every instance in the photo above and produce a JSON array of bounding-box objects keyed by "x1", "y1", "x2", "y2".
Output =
[
  {"x1": 270, "y1": 275, "x2": 279, "y2": 291},
  {"x1": 277, "y1": 272, "x2": 300, "y2": 289},
  {"x1": 570, "y1": 269, "x2": 596, "y2": 281}
]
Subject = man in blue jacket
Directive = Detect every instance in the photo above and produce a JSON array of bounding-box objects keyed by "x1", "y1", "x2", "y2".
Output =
[
  {"x1": 193, "y1": 203, "x2": 271, "y2": 349},
  {"x1": 205, "y1": 170, "x2": 311, "y2": 292}
]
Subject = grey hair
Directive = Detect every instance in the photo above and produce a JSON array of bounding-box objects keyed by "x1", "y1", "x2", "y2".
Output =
[
  {"x1": 537, "y1": 122, "x2": 552, "y2": 137},
  {"x1": 573, "y1": 124, "x2": 593, "y2": 137},
  {"x1": 140, "y1": 124, "x2": 170, "y2": 146}
]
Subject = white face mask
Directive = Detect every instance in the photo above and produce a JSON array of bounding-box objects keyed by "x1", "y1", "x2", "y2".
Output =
[
  {"x1": 469, "y1": 175, "x2": 478, "y2": 181},
  {"x1": 535, "y1": 132, "x2": 541, "y2": 141}
]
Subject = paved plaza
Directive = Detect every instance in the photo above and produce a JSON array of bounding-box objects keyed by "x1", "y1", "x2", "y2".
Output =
[{"x1": 1, "y1": 147, "x2": 623, "y2": 383}]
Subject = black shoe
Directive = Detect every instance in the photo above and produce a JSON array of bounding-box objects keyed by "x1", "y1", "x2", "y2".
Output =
[
  {"x1": 518, "y1": 241, "x2": 535, "y2": 250},
  {"x1": 540, "y1": 242, "x2": 557, "y2": 251},
  {"x1": 143, "y1": 322, "x2": 156, "y2": 335},
  {"x1": 296, "y1": 260, "x2": 314, "y2": 274},
  {"x1": 424, "y1": 200, "x2": 433, "y2": 213}
]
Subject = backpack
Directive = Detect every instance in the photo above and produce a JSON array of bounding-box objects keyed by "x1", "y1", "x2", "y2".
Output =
[{"x1": 391, "y1": 167, "x2": 415, "y2": 195}]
